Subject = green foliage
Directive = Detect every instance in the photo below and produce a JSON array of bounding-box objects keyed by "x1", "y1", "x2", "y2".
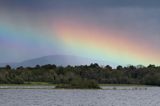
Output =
[
  {"x1": 11, "y1": 76, "x2": 24, "y2": 84},
  {"x1": 56, "y1": 78, "x2": 100, "y2": 89},
  {"x1": 142, "y1": 73, "x2": 160, "y2": 86},
  {"x1": 0, "y1": 64, "x2": 160, "y2": 86}
]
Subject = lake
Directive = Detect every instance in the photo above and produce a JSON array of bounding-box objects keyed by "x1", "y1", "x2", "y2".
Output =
[{"x1": 0, "y1": 86, "x2": 160, "y2": 106}]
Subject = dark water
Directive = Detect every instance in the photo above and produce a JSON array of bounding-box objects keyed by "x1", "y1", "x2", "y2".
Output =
[{"x1": 0, "y1": 87, "x2": 160, "y2": 106}]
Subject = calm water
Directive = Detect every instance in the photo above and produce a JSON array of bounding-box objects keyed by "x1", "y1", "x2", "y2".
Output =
[{"x1": 0, "y1": 87, "x2": 160, "y2": 106}]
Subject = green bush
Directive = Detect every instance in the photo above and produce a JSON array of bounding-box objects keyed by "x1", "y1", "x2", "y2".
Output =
[
  {"x1": 11, "y1": 76, "x2": 24, "y2": 84},
  {"x1": 142, "y1": 73, "x2": 160, "y2": 86},
  {"x1": 56, "y1": 78, "x2": 100, "y2": 89}
]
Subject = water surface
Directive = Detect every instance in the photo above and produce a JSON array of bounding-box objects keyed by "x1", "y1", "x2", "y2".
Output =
[{"x1": 0, "y1": 87, "x2": 160, "y2": 106}]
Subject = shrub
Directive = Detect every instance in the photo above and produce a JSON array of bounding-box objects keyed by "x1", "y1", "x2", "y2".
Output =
[
  {"x1": 11, "y1": 76, "x2": 24, "y2": 84},
  {"x1": 56, "y1": 78, "x2": 100, "y2": 89}
]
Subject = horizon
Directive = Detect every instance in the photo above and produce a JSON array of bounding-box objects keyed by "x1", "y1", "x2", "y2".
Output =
[
  {"x1": 0, "y1": 54, "x2": 159, "y2": 69},
  {"x1": 0, "y1": 0, "x2": 160, "y2": 66}
]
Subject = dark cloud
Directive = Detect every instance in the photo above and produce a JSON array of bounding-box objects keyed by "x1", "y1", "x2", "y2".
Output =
[{"x1": 1, "y1": 0, "x2": 160, "y2": 9}]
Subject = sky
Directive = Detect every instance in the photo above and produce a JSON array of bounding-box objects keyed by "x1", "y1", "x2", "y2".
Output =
[{"x1": 0, "y1": 0, "x2": 160, "y2": 66}]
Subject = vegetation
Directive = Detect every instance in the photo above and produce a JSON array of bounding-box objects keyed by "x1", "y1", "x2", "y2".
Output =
[
  {"x1": 56, "y1": 78, "x2": 100, "y2": 89},
  {"x1": 0, "y1": 64, "x2": 160, "y2": 87}
]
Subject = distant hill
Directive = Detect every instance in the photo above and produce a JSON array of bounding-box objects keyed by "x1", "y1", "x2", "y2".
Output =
[{"x1": 0, "y1": 55, "x2": 114, "y2": 68}]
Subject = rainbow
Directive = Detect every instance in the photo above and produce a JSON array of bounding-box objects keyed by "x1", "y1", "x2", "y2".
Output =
[
  {"x1": 53, "y1": 19, "x2": 160, "y2": 66},
  {"x1": 0, "y1": 11, "x2": 159, "y2": 66}
]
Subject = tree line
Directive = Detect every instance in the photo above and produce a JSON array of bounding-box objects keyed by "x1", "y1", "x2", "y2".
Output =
[{"x1": 0, "y1": 64, "x2": 160, "y2": 86}]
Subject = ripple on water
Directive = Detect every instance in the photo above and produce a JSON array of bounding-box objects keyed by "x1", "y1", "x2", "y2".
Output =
[{"x1": 0, "y1": 87, "x2": 160, "y2": 106}]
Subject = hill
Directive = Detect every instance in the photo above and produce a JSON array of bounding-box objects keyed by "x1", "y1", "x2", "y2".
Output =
[{"x1": 0, "y1": 55, "x2": 112, "y2": 68}]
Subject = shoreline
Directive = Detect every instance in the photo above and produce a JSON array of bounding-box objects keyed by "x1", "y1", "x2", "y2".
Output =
[
  {"x1": 0, "y1": 82, "x2": 157, "y2": 90},
  {"x1": 0, "y1": 84, "x2": 156, "y2": 90}
]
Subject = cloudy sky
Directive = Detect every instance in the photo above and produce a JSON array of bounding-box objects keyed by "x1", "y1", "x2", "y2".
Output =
[{"x1": 0, "y1": 0, "x2": 160, "y2": 66}]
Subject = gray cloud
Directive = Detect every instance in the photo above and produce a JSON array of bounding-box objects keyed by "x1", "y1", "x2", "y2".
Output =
[{"x1": 1, "y1": 0, "x2": 160, "y2": 9}]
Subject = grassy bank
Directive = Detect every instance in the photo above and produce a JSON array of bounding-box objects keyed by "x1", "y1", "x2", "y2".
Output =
[
  {"x1": 100, "y1": 84, "x2": 148, "y2": 86},
  {"x1": 0, "y1": 82, "x2": 154, "y2": 90},
  {"x1": 0, "y1": 82, "x2": 57, "y2": 86},
  {"x1": 0, "y1": 82, "x2": 150, "y2": 86}
]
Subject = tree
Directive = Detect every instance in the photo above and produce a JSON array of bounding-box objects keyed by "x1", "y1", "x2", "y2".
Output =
[
  {"x1": 5, "y1": 65, "x2": 11, "y2": 70},
  {"x1": 117, "y1": 65, "x2": 123, "y2": 70},
  {"x1": 105, "y1": 65, "x2": 112, "y2": 70}
]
